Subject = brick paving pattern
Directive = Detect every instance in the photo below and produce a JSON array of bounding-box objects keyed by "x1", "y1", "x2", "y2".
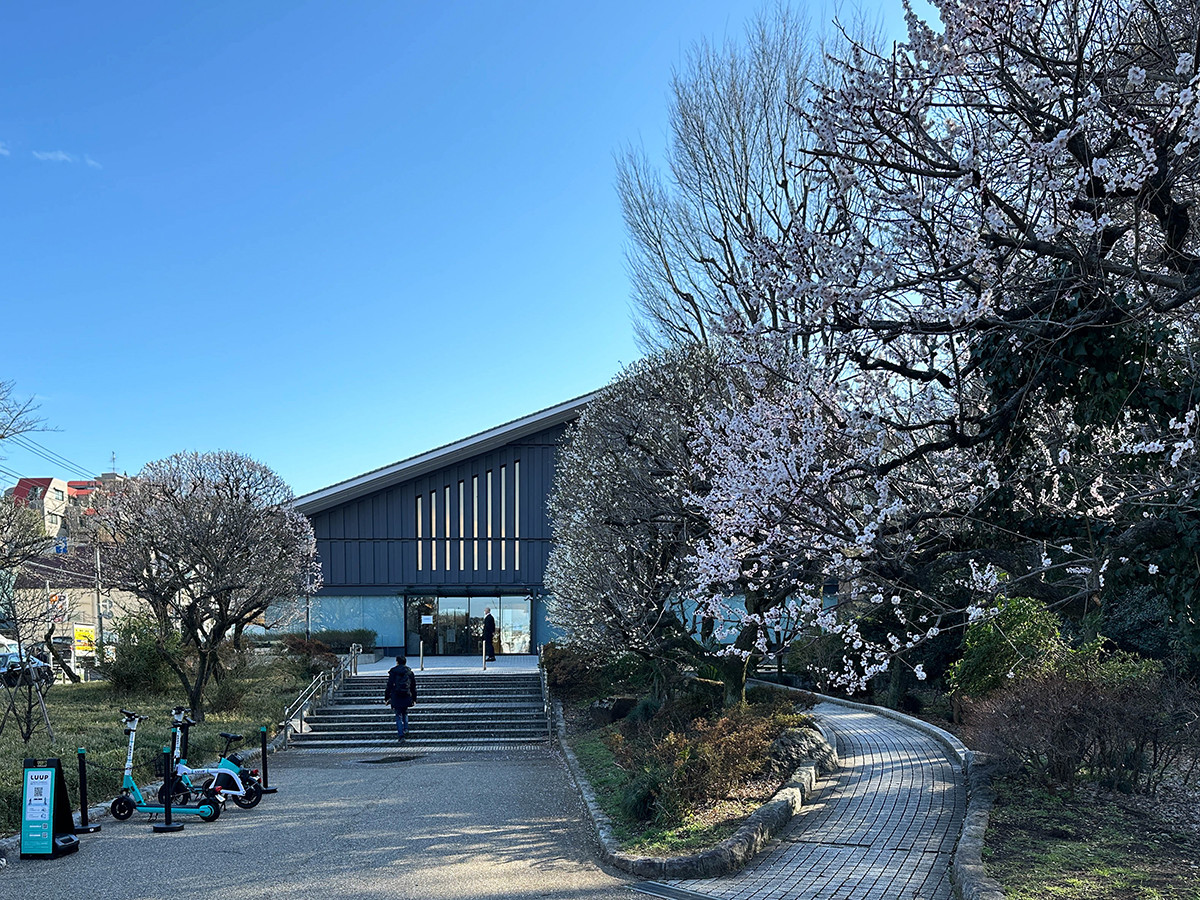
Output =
[{"x1": 659, "y1": 702, "x2": 966, "y2": 900}]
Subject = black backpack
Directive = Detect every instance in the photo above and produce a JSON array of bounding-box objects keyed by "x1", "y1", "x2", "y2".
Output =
[{"x1": 386, "y1": 666, "x2": 413, "y2": 706}]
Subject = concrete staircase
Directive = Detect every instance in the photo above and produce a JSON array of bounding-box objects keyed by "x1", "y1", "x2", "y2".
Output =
[{"x1": 288, "y1": 671, "x2": 550, "y2": 750}]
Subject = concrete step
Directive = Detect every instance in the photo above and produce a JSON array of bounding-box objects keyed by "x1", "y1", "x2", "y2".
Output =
[
  {"x1": 289, "y1": 670, "x2": 549, "y2": 750},
  {"x1": 306, "y1": 711, "x2": 547, "y2": 723},
  {"x1": 288, "y1": 736, "x2": 549, "y2": 750},
  {"x1": 285, "y1": 734, "x2": 549, "y2": 748},
  {"x1": 294, "y1": 724, "x2": 549, "y2": 737}
]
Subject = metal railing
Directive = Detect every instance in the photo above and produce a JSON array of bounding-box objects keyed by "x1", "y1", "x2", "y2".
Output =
[
  {"x1": 537, "y1": 644, "x2": 553, "y2": 739},
  {"x1": 279, "y1": 644, "x2": 361, "y2": 749}
]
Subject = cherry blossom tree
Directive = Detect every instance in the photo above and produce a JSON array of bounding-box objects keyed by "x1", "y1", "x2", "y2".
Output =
[
  {"x1": 93, "y1": 451, "x2": 322, "y2": 718},
  {"x1": 682, "y1": 0, "x2": 1200, "y2": 689}
]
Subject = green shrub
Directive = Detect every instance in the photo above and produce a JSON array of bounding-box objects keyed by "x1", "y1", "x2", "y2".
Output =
[
  {"x1": 622, "y1": 695, "x2": 663, "y2": 731},
  {"x1": 608, "y1": 695, "x2": 809, "y2": 826},
  {"x1": 600, "y1": 652, "x2": 671, "y2": 696},
  {"x1": 963, "y1": 642, "x2": 1199, "y2": 793},
  {"x1": 104, "y1": 615, "x2": 182, "y2": 694},
  {"x1": 949, "y1": 596, "x2": 1064, "y2": 697},
  {"x1": 207, "y1": 676, "x2": 248, "y2": 713}
]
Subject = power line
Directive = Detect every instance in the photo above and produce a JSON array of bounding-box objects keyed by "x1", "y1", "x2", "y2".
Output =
[
  {"x1": 9, "y1": 434, "x2": 97, "y2": 480},
  {"x1": 0, "y1": 462, "x2": 27, "y2": 485},
  {"x1": 7, "y1": 434, "x2": 97, "y2": 481}
]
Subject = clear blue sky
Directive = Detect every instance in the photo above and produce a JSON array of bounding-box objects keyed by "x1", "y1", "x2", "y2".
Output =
[{"x1": 2, "y1": 1, "x2": 910, "y2": 497}]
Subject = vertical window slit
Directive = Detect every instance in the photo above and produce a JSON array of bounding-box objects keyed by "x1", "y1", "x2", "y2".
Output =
[{"x1": 416, "y1": 495, "x2": 423, "y2": 572}]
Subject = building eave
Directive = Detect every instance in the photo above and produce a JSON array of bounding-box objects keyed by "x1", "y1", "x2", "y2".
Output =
[{"x1": 294, "y1": 392, "x2": 595, "y2": 515}]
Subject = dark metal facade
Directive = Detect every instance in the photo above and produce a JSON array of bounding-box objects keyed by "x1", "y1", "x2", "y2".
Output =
[{"x1": 307, "y1": 424, "x2": 567, "y2": 595}]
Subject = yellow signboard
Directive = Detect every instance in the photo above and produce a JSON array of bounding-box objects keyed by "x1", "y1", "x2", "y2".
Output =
[{"x1": 73, "y1": 625, "x2": 96, "y2": 658}]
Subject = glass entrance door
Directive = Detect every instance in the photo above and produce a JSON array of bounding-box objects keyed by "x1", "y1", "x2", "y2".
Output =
[
  {"x1": 405, "y1": 596, "x2": 532, "y2": 655},
  {"x1": 499, "y1": 597, "x2": 531, "y2": 654},
  {"x1": 405, "y1": 597, "x2": 436, "y2": 657}
]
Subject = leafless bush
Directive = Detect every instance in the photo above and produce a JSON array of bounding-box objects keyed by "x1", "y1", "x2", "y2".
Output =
[{"x1": 964, "y1": 672, "x2": 1200, "y2": 794}]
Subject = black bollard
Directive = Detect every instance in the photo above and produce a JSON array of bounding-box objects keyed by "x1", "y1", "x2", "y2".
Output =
[
  {"x1": 259, "y1": 726, "x2": 277, "y2": 793},
  {"x1": 75, "y1": 748, "x2": 100, "y2": 833},
  {"x1": 152, "y1": 746, "x2": 184, "y2": 833}
]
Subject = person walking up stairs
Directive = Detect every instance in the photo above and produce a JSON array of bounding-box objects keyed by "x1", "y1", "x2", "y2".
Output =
[{"x1": 384, "y1": 655, "x2": 417, "y2": 743}]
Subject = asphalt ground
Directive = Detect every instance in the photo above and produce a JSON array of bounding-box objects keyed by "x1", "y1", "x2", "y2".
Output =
[{"x1": 3, "y1": 746, "x2": 637, "y2": 900}]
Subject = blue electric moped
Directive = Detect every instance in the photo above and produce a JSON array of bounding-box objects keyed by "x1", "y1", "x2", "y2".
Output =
[{"x1": 161, "y1": 706, "x2": 263, "y2": 809}]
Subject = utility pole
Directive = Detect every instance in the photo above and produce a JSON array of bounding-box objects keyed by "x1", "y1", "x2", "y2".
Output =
[{"x1": 95, "y1": 543, "x2": 103, "y2": 651}]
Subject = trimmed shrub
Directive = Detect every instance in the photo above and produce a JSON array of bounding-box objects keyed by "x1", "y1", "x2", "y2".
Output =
[
  {"x1": 304, "y1": 629, "x2": 377, "y2": 652},
  {"x1": 541, "y1": 642, "x2": 603, "y2": 700}
]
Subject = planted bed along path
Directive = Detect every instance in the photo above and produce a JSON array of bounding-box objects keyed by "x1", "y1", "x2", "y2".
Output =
[{"x1": 646, "y1": 702, "x2": 967, "y2": 900}]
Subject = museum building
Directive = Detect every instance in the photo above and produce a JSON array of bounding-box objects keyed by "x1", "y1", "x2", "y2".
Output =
[{"x1": 293, "y1": 394, "x2": 592, "y2": 657}]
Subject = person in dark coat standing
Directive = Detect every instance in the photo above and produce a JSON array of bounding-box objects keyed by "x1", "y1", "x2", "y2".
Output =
[
  {"x1": 483, "y1": 607, "x2": 497, "y2": 661},
  {"x1": 384, "y1": 655, "x2": 417, "y2": 742}
]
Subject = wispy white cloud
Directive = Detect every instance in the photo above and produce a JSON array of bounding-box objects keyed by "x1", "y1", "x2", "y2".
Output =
[
  {"x1": 0, "y1": 142, "x2": 10, "y2": 157},
  {"x1": 85, "y1": 155, "x2": 102, "y2": 169},
  {"x1": 32, "y1": 150, "x2": 76, "y2": 163}
]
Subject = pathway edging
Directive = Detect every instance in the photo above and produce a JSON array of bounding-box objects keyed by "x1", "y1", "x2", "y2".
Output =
[
  {"x1": 763, "y1": 685, "x2": 1005, "y2": 900},
  {"x1": 553, "y1": 699, "x2": 838, "y2": 879}
]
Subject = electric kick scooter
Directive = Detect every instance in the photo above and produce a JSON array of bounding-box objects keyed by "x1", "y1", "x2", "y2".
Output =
[
  {"x1": 162, "y1": 707, "x2": 264, "y2": 809},
  {"x1": 109, "y1": 709, "x2": 221, "y2": 822}
]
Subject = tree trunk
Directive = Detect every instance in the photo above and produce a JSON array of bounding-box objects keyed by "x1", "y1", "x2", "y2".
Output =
[
  {"x1": 188, "y1": 649, "x2": 215, "y2": 722},
  {"x1": 718, "y1": 619, "x2": 761, "y2": 706},
  {"x1": 42, "y1": 626, "x2": 80, "y2": 683}
]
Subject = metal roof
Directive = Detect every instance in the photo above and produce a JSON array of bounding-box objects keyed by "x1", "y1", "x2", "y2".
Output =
[{"x1": 294, "y1": 392, "x2": 595, "y2": 514}]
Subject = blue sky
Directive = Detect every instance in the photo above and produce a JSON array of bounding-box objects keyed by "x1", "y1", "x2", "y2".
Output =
[{"x1": 2, "y1": 1, "x2": 912, "y2": 497}]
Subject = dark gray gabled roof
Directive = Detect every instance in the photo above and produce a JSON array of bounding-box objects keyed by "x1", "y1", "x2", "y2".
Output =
[{"x1": 294, "y1": 392, "x2": 595, "y2": 514}]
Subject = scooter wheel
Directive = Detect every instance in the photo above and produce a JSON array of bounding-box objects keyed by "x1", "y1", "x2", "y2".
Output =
[
  {"x1": 198, "y1": 800, "x2": 222, "y2": 822},
  {"x1": 111, "y1": 795, "x2": 135, "y2": 821},
  {"x1": 158, "y1": 784, "x2": 192, "y2": 806},
  {"x1": 230, "y1": 781, "x2": 263, "y2": 809}
]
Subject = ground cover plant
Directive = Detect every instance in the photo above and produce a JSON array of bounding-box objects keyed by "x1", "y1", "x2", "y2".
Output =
[
  {"x1": 985, "y1": 773, "x2": 1200, "y2": 900},
  {"x1": 0, "y1": 653, "x2": 310, "y2": 835}
]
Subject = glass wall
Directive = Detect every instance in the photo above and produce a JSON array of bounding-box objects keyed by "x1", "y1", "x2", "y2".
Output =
[{"x1": 403, "y1": 595, "x2": 532, "y2": 655}]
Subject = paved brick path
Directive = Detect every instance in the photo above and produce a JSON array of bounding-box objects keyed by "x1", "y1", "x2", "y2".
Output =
[{"x1": 655, "y1": 702, "x2": 966, "y2": 900}]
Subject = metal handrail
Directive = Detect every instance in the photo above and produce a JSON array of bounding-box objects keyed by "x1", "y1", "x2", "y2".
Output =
[
  {"x1": 537, "y1": 644, "x2": 553, "y2": 739},
  {"x1": 279, "y1": 647, "x2": 359, "y2": 749}
]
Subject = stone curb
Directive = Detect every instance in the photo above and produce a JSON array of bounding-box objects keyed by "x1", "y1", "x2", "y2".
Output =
[
  {"x1": 553, "y1": 698, "x2": 839, "y2": 880},
  {"x1": 750, "y1": 684, "x2": 1005, "y2": 900}
]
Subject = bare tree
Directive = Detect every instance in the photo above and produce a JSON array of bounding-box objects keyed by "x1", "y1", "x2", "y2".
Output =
[
  {"x1": 618, "y1": 5, "x2": 825, "y2": 349},
  {"x1": 0, "y1": 380, "x2": 55, "y2": 739},
  {"x1": 0, "y1": 379, "x2": 41, "y2": 445},
  {"x1": 93, "y1": 451, "x2": 322, "y2": 718}
]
